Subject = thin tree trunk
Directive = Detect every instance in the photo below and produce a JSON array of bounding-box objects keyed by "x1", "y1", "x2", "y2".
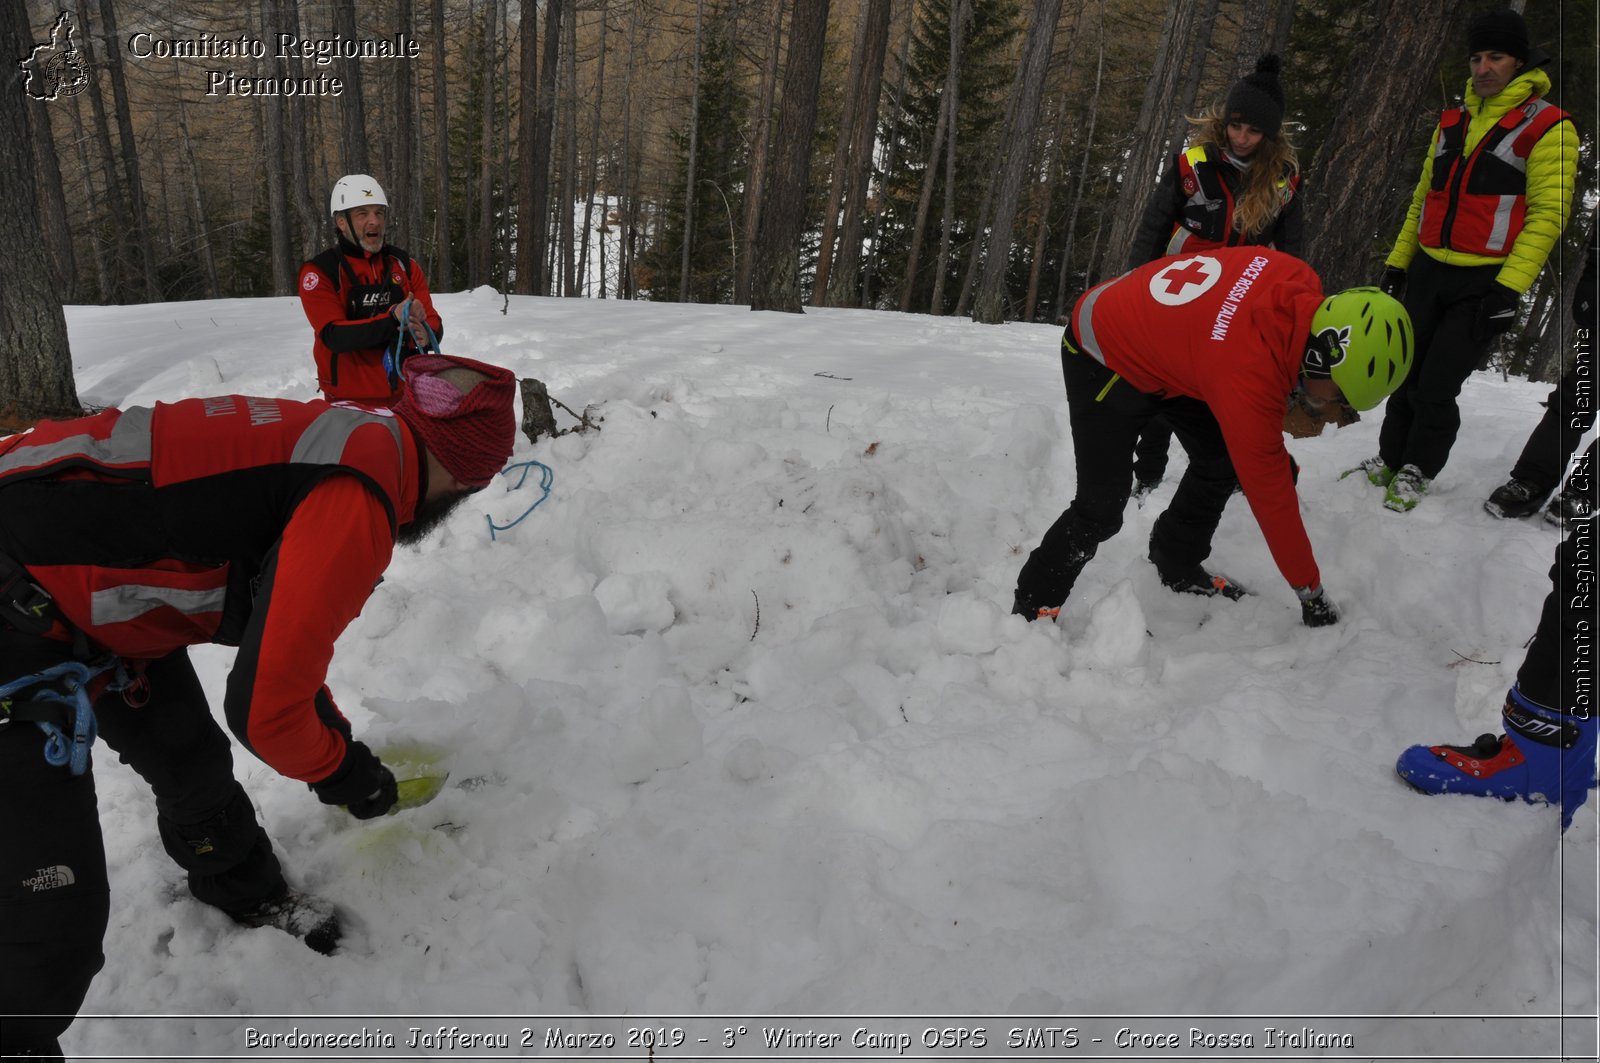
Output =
[
  {"x1": 95, "y1": 0, "x2": 160, "y2": 300},
  {"x1": 27, "y1": 88, "x2": 76, "y2": 299},
  {"x1": 560, "y1": 2, "x2": 579, "y2": 295},
  {"x1": 515, "y1": 0, "x2": 538, "y2": 294},
  {"x1": 1055, "y1": 0, "x2": 1105, "y2": 313},
  {"x1": 929, "y1": 0, "x2": 968, "y2": 315},
  {"x1": 1023, "y1": 94, "x2": 1070, "y2": 322},
  {"x1": 736, "y1": 0, "x2": 785, "y2": 303},
  {"x1": 478, "y1": 0, "x2": 498, "y2": 286},
  {"x1": 899, "y1": 75, "x2": 949, "y2": 309},
  {"x1": 865, "y1": 0, "x2": 917, "y2": 308},
  {"x1": 175, "y1": 93, "x2": 219, "y2": 299},
  {"x1": 282, "y1": 0, "x2": 320, "y2": 260},
  {"x1": 394, "y1": 0, "x2": 418, "y2": 249},
  {"x1": 258, "y1": 1, "x2": 294, "y2": 295},
  {"x1": 618, "y1": 1, "x2": 640, "y2": 298},
  {"x1": 972, "y1": 0, "x2": 1067, "y2": 324},
  {"x1": 579, "y1": 2, "x2": 608, "y2": 296},
  {"x1": 74, "y1": 0, "x2": 129, "y2": 300},
  {"x1": 679, "y1": 0, "x2": 706, "y2": 302},
  {"x1": 749, "y1": 0, "x2": 831, "y2": 312},
  {"x1": 1095, "y1": 0, "x2": 1200, "y2": 285},
  {"x1": 812, "y1": 0, "x2": 872, "y2": 305},
  {"x1": 530, "y1": 0, "x2": 564, "y2": 295},
  {"x1": 334, "y1": 0, "x2": 370, "y2": 172},
  {"x1": 824, "y1": 0, "x2": 892, "y2": 308},
  {"x1": 429, "y1": 0, "x2": 452, "y2": 289},
  {"x1": 67, "y1": 94, "x2": 111, "y2": 302},
  {"x1": 1163, "y1": 0, "x2": 1219, "y2": 155},
  {"x1": 1, "y1": 2, "x2": 79, "y2": 417}
]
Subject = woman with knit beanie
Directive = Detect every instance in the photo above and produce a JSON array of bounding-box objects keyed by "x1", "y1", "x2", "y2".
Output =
[{"x1": 1126, "y1": 54, "x2": 1304, "y2": 500}]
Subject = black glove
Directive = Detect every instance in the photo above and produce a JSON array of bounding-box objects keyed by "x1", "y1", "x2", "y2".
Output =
[
  {"x1": 1378, "y1": 266, "x2": 1406, "y2": 299},
  {"x1": 1472, "y1": 282, "x2": 1520, "y2": 341},
  {"x1": 310, "y1": 739, "x2": 398, "y2": 819},
  {"x1": 1297, "y1": 585, "x2": 1339, "y2": 628}
]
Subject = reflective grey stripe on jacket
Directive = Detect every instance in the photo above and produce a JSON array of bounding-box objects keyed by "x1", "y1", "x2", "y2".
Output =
[
  {"x1": 1073, "y1": 282, "x2": 1115, "y2": 366},
  {"x1": 91, "y1": 583, "x2": 227, "y2": 626},
  {"x1": 0, "y1": 407, "x2": 153, "y2": 479},
  {"x1": 290, "y1": 406, "x2": 406, "y2": 468},
  {"x1": 1481, "y1": 99, "x2": 1554, "y2": 254}
]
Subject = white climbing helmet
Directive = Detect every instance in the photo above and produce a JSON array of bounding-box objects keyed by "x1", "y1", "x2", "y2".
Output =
[{"x1": 329, "y1": 174, "x2": 388, "y2": 216}]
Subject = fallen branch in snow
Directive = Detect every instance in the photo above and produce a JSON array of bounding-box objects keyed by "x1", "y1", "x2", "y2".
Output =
[
  {"x1": 750, "y1": 590, "x2": 760, "y2": 642},
  {"x1": 1449, "y1": 649, "x2": 1501, "y2": 666}
]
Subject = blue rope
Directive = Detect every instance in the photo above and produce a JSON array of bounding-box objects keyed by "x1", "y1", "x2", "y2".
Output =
[
  {"x1": 383, "y1": 299, "x2": 443, "y2": 388},
  {"x1": 0, "y1": 660, "x2": 107, "y2": 776},
  {"x1": 487, "y1": 460, "x2": 555, "y2": 541}
]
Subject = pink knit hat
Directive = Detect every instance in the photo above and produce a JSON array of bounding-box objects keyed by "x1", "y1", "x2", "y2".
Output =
[{"x1": 393, "y1": 354, "x2": 516, "y2": 488}]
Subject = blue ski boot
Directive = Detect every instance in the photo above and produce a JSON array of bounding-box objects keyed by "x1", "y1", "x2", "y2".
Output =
[{"x1": 1396, "y1": 684, "x2": 1598, "y2": 830}]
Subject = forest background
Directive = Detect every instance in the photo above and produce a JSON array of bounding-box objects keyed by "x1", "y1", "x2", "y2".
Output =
[{"x1": 3, "y1": 0, "x2": 1596, "y2": 422}]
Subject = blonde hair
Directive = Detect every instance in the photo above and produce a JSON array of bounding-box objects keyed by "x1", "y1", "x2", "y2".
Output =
[{"x1": 1187, "y1": 104, "x2": 1300, "y2": 240}]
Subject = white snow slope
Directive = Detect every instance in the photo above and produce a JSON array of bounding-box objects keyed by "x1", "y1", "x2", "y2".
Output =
[{"x1": 28, "y1": 289, "x2": 1599, "y2": 1060}]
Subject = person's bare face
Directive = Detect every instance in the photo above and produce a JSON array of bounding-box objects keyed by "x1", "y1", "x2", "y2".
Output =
[
  {"x1": 1469, "y1": 50, "x2": 1521, "y2": 99},
  {"x1": 337, "y1": 204, "x2": 388, "y2": 254}
]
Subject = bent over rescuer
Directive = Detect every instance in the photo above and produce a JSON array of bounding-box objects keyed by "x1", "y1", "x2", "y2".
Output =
[{"x1": 0, "y1": 355, "x2": 517, "y2": 1059}]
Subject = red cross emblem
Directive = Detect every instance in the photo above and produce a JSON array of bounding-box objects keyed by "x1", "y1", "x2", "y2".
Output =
[{"x1": 1148, "y1": 256, "x2": 1221, "y2": 305}]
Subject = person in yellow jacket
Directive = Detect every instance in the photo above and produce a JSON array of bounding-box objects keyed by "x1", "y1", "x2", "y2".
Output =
[{"x1": 1354, "y1": 8, "x2": 1577, "y2": 512}]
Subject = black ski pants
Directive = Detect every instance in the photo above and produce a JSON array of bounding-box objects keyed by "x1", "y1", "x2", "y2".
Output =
[
  {"x1": 1378, "y1": 253, "x2": 1505, "y2": 480},
  {"x1": 1519, "y1": 515, "x2": 1594, "y2": 713},
  {"x1": 0, "y1": 633, "x2": 285, "y2": 1058},
  {"x1": 1508, "y1": 357, "x2": 1595, "y2": 496},
  {"x1": 1014, "y1": 340, "x2": 1237, "y2": 614}
]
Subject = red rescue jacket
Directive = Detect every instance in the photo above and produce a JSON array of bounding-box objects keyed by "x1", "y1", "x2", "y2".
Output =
[
  {"x1": 298, "y1": 239, "x2": 443, "y2": 405},
  {"x1": 0, "y1": 397, "x2": 422, "y2": 783},
  {"x1": 1070, "y1": 248, "x2": 1325, "y2": 589}
]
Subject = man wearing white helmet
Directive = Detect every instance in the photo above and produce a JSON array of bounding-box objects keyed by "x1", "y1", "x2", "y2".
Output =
[{"x1": 298, "y1": 174, "x2": 444, "y2": 405}]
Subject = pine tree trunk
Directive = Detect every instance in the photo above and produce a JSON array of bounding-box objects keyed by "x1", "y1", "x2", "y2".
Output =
[
  {"x1": 929, "y1": 0, "x2": 968, "y2": 315},
  {"x1": 394, "y1": 0, "x2": 418, "y2": 251},
  {"x1": 334, "y1": 0, "x2": 370, "y2": 172},
  {"x1": 283, "y1": 0, "x2": 320, "y2": 260},
  {"x1": 66, "y1": 97, "x2": 111, "y2": 302},
  {"x1": 749, "y1": 0, "x2": 831, "y2": 313},
  {"x1": 1303, "y1": 0, "x2": 1467, "y2": 292},
  {"x1": 431, "y1": 0, "x2": 453, "y2": 290},
  {"x1": 864, "y1": 3, "x2": 917, "y2": 308},
  {"x1": 578, "y1": 4, "x2": 607, "y2": 296},
  {"x1": 680, "y1": 0, "x2": 706, "y2": 302},
  {"x1": 1095, "y1": 0, "x2": 1199, "y2": 285},
  {"x1": 95, "y1": 0, "x2": 161, "y2": 301},
  {"x1": 618, "y1": 2, "x2": 641, "y2": 299},
  {"x1": 812, "y1": 0, "x2": 872, "y2": 305},
  {"x1": 736, "y1": 0, "x2": 785, "y2": 304},
  {"x1": 1, "y1": 3, "x2": 80, "y2": 419},
  {"x1": 259, "y1": 1, "x2": 294, "y2": 296},
  {"x1": 824, "y1": 0, "x2": 891, "y2": 309},
  {"x1": 560, "y1": 3, "x2": 578, "y2": 295},
  {"x1": 74, "y1": 0, "x2": 130, "y2": 300},
  {"x1": 27, "y1": 88, "x2": 76, "y2": 300},
  {"x1": 175, "y1": 96, "x2": 220, "y2": 299},
  {"x1": 1055, "y1": 0, "x2": 1105, "y2": 313},
  {"x1": 515, "y1": 0, "x2": 538, "y2": 294},
  {"x1": 971, "y1": 0, "x2": 1066, "y2": 324},
  {"x1": 530, "y1": 0, "x2": 564, "y2": 295},
  {"x1": 477, "y1": 0, "x2": 498, "y2": 287}
]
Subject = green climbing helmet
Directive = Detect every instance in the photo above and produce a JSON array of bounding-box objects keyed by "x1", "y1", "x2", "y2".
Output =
[{"x1": 1305, "y1": 287, "x2": 1414, "y2": 411}]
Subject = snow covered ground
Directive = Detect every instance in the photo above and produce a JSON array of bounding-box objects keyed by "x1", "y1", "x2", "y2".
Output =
[{"x1": 37, "y1": 289, "x2": 1598, "y2": 1060}]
